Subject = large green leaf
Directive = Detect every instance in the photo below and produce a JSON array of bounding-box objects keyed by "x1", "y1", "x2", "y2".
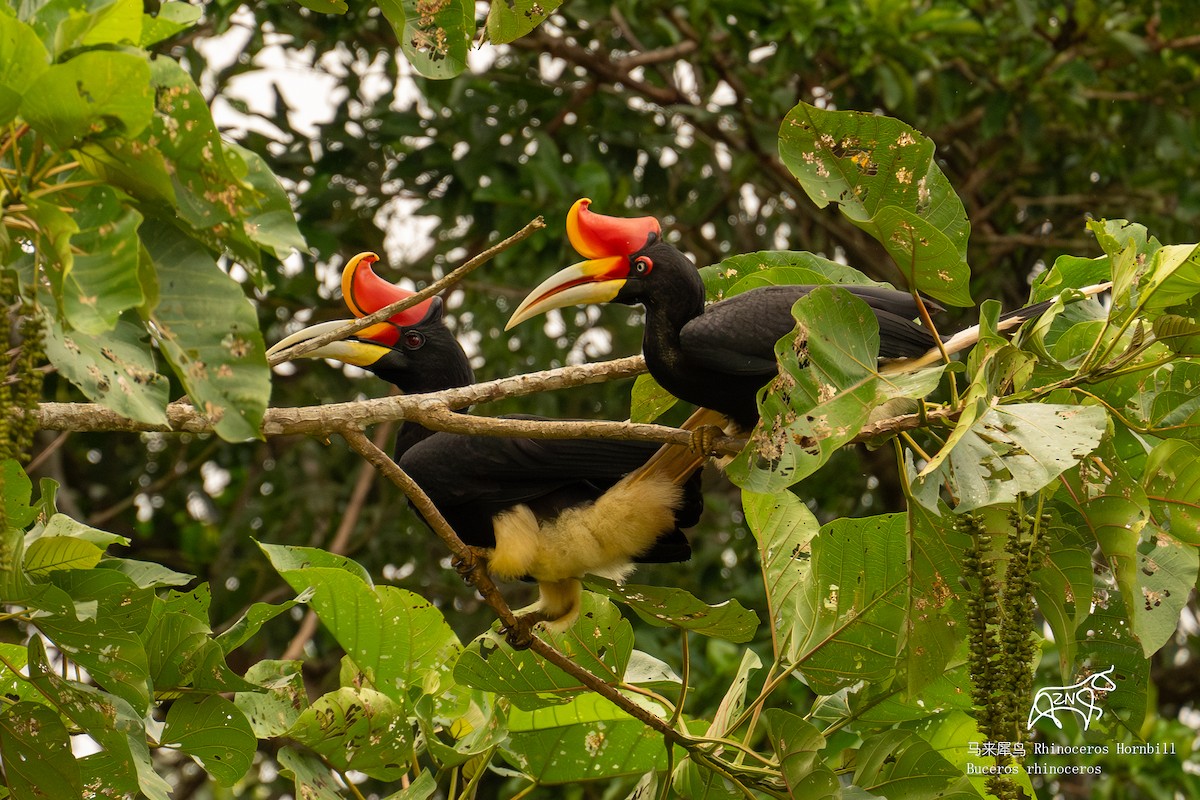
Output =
[
  {"x1": 53, "y1": 185, "x2": 144, "y2": 334},
  {"x1": 454, "y1": 593, "x2": 633, "y2": 710},
  {"x1": 910, "y1": 403, "x2": 1107, "y2": 512},
  {"x1": 793, "y1": 514, "x2": 911, "y2": 695},
  {"x1": 277, "y1": 747, "x2": 345, "y2": 800},
  {"x1": 1126, "y1": 360, "x2": 1200, "y2": 439},
  {"x1": 503, "y1": 692, "x2": 667, "y2": 784},
  {"x1": 698, "y1": 250, "x2": 884, "y2": 301},
  {"x1": 284, "y1": 687, "x2": 412, "y2": 780},
  {"x1": 26, "y1": 638, "x2": 172, "y2": 800},
  {"x1": 161, "y1": 694, "x2": 256, "y2": 786},
  {"x1": 0, "y1": 701, "x2": 81, "y2": 800},
  {"x1": 20, "y1": 49, "x2": 152, "y2": 149},
  {"x1": 1144, "y1": 439, "x2": 1200, "y2": 543},
  {"x1": 728, "y1": 286, "x2": 943, "y2": 493},
  {"x1": 24, "y1": 535, "x2": 104, "y2": 575},
  {"x1": 27, "y1": 0, "x2": 142, "y2": 57},
  {"x1": 1031, "y1": 520, "x2": 1096, "y2": 673},
  {"x1": 762, "y1": 709, "x2": 839, "y2": 798},
  {"x1": 141, "y1": 226, "x2": 270, "y2": 442},
  {"x1": 741, "y1": 490, "x2": 820, "y2": 663},
  {"x1": 779, "y1": 103, "x2": 973, "y2": 307},
  {"x1": 0, "y1": 14, "x2": 49, "y2": 126},
  {"x1": 587, "y1": 576, "x2": 758, "y2": 643},
  {"x1": 35, "y1": 611, "x2": 151, "y2": 712},
  {"x1": 485, "y1": 0, "x2": 560, "y2": 44},
  {"x1": 235, "y1": 660, "x2": 308, "y2": 738},
  {"x1": 853, "y1": 729, "x2": 976, "y2": 799},
  {"x1": 378, "y1": 0, "x2": 474, "y2": 79},
  {"x1": 1070, "y1": 589, "x2": 1149, "y2": 738},
  {"x1": 260, "y1": 542, "x2": 460, "y2": 700}
]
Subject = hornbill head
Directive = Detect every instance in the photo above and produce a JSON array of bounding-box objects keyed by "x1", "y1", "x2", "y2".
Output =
[
  {"x1": 267, "y1": 252, "x2": 473, "y2": 393},
  {"x1": 506, "y1": 198, "x2": 686, "y2": 329}
]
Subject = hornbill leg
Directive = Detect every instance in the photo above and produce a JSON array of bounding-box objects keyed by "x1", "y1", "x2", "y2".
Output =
[
  {"x1": 451, "y1": 546, "x2": 491, "y2": 581},
  {"x1": 503, "y1": 577, "x2": 582, "y2": 648}
]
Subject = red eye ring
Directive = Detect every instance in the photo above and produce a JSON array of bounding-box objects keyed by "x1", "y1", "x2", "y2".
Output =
[{"x1": 633, "y1": 256, "x2": 653, "y2": 275}]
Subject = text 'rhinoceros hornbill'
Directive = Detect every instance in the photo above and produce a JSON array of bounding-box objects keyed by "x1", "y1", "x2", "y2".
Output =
[{"x1": 269, "y1": 253, "x2": 709, "y2": 639}]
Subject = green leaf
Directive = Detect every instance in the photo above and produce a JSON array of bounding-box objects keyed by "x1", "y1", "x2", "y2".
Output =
[
  {"x1": 779, "y1": 103, "x2": 973, "y2": 306},
  {"x1": 795, "y1": 514, "x2": 911, "y2": 694},
  {"x1": 235, "y1": 660, "x2": 308, "y2": 738},
  {"x1": 910, "y1": 403, "x2": 1107, "y2": 512},
  {"x1": 854, "y1": 729, "x2": 972, "y2": 799},
  {"x1": 140, "y1": 1, "x2": 202, "y2": 46},
  {"x1": 381, "y1": 770, "x2": 438, "y2": 800},
  {"x1": 485, "y1": 0, "x2": 560, "y2": 44},
  {"x1": 741, "y1": 490, "x2": 820, "y2": 663},
  {"x1": 27, "y1": 0, "x2": 141, "y2": 60},
  {"x1": 141, "y1": 225, "x2": 270, "y2": 442},
  {"x1": 35, "y1": 611, "x2": 151, "y2": 712},
  {"x1": 1, "y1": 458, "x2": 37, "y2": 530},
  {"x1": 1071, "y1": 589, "x2": 1149, "y2": 738},
  {"x1": 39, "y1": 512, "x2": 131, "y2": 548},
  {"x1": 728, "y1": 286, "x2": 943, "y2": 493},
  {"x1": 20, "y1": 50, "x2": 153, "y2": 149},
  {"x1": 284, "y1": 687, "x2": 412, "y2": 780},
  {"x1": 699, "y1": 250, "x2": 885, "y2": 301},
  {"x1": 1144, "y1": 439, "x2": 1200, "y2": 542},
  {"x1": 216, "y1": 595, "x2": 305, "y2": 654},
  {"x1": 24, "y1": 535, "x2": 104, "y2": 575},
  {"x1": 226, "y1": 141, "x2": 308, "y2": 266},
  {"x1": 47, "y1": 568, "x2": 154, "y2": 634},
  {"x1": 54, "y1": 185, "x2": 144, "y2": 334},
  {"x1": 1125, "y1": 360, "x2": 1200, "y2": 438},
  {"x1": 26, "y1": 638, "x2": 172, "y2": 800},
  {"x1": 586, "y1": 576, "x2": 758, "y2": 643},
  {"x1": 1031, "y1": 520, "x2": 1095, "y2": 673},
  {"x1": 762, "y1": 709, "x2": 839, "y2": 797},
  {"x1": 161, "y1": 694, "x2": 255, "y2": 786},
  {"x1": 0, "y1": 701, "x2": 81, "y2": 800},
  {"x1": 260, "y1": 542, "x2": 460, "y2": 700},
  {"x1": 709, "y1": 648, "x2": 761, "y2": 738},
  {"x1": 503, "y1": 692, "x2": 668, "y2": 783},
  {"x1": 277, "y1": 747, "x2": 343, "y2": 800},
  {"x1": 454, "y1": 593, "x2": 633, "y2": 710},
  {"x1": 0, "y1": 15, "x2": 49, "y2": 126},
  {"x1": 378, "y1": 0, "x2": 474, "y2": 79},
  {"x1": 42, "y1": 314, "x2": 170, "y2": 427},
  {"x1": 629, "y1": 373, "x2": 678, "y2": 422},
  {"x1": 99, "y1": 556, "x2": 193, "y2": 588}
]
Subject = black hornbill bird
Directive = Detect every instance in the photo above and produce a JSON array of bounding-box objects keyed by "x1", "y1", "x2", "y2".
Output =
[
  {"x1": 506, "y1": 199, "x2": 1108, "y2": 431},
  {"x1": 268, "y1": 253, "x2": 707, "y2": 634}
]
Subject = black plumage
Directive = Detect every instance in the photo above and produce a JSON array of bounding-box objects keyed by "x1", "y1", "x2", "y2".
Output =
[{"x1": 269, "y1": 253, "x2": 705, "y2": 633}]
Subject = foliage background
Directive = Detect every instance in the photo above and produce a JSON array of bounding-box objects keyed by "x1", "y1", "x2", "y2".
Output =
[{"x1": 3, "y1": 1, "x2": 1200, "y2": 799}]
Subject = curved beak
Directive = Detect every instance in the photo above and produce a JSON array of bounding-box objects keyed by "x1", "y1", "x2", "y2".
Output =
[
  {"x1": 267, "y1": 318, "x2": 394, "y2": 367},
  {"x1": 505, "y1": 256, "x2": 627, "y2": 329}
]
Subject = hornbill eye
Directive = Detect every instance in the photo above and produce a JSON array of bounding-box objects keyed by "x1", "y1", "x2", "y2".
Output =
[
  {"x1": 402, "y1": 331, "x2": 426, "y2": 350},
  {"x1": 632, "y1": 256, "x2": 653, "y2": 275}
]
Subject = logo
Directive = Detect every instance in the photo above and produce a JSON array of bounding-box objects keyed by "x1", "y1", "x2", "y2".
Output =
[{"x1": 1027, "y1": 666, "x2": 1117, "y2": 731}]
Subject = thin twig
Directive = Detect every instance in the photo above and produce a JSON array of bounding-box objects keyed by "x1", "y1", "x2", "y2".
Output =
[{"x1": 269, "y1": 216, "x2": 545, "y2": 366}]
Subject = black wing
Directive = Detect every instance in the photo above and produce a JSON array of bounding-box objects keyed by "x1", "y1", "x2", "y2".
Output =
[
  {"x1": 679, "y1": 284, "x2": 941, "y2": 374},
  {"x1": 397, "y1": 417, "x2": 665, "y2": 548}
]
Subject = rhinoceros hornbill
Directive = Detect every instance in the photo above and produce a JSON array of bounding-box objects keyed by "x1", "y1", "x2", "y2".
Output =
[
  {"x1": 268, "y1": 253, "x2": 708, "y2": 636},
  {"x1": 506, "y1": 199, "x2": 1109, "y2": 432}
]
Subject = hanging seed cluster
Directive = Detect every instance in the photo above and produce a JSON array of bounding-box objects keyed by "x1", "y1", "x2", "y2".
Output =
[
  {"x1": 958, "y1": 505, "x2": 1049, "y2": 800},
  {"x1": 1, "y1": 272, "x2": 44, "y2": 464}
]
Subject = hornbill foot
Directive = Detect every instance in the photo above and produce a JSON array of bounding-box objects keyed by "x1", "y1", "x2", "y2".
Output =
[
  {"x1": 501, "y1": 611, "x2": 546, "y2": 650},
  {"x1": 689, "y1": 424, "x2": 725, "y2": 456},
  {"x1": 451, "y1": 546, "x2": 490, "y2": 581}
]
